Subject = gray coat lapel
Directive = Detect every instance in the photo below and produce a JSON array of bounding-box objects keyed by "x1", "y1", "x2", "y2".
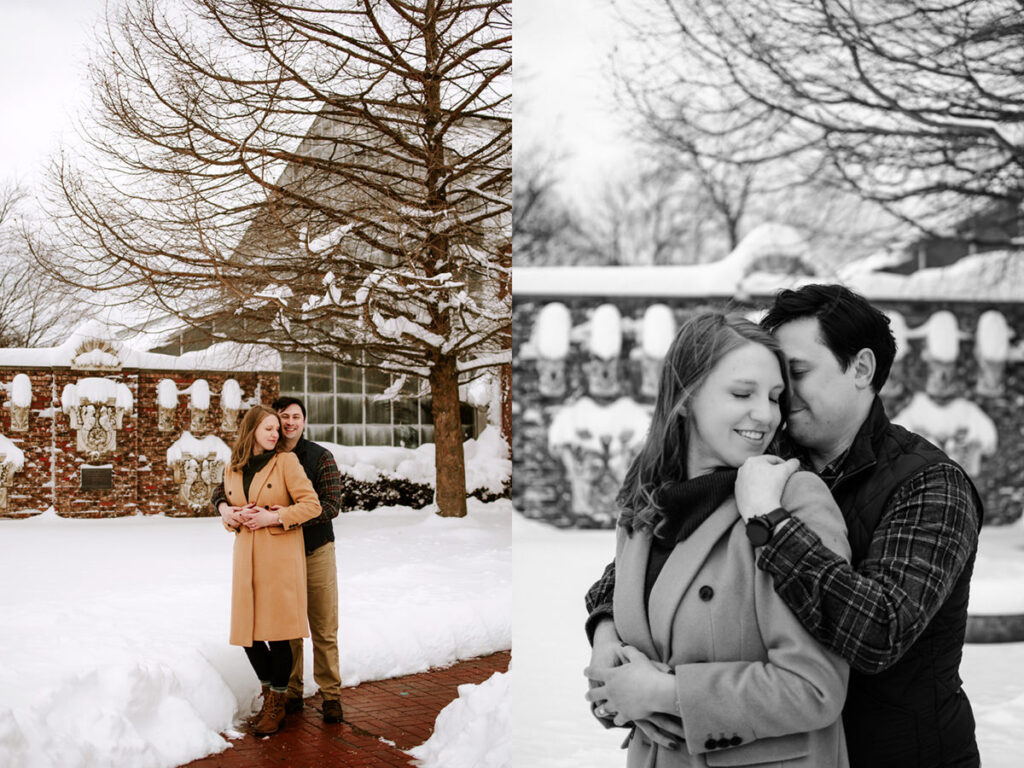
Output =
[
  {"x1": 648, "y1": 501, "x2": 738, "y2": 660},
  {"x1": 612, "y1": 526, "x2": 658, "y2": 661}
]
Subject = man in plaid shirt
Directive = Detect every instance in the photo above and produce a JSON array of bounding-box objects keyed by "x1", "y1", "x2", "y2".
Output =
[
  {"x1": 214, "y1": 396, "x2": 345, "y2": 724},
  {"x1": 585, "y1": 284, "x2": 982, "y2": 768}
]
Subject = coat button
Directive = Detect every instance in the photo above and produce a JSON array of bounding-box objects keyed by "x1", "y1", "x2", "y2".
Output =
[
  {"x1": 704, "y1": 737, "x2": 717, "y2": 750},
  {"x1": 699, "y1": 585, "x2": 714, "y2": 601},
  {"x1": 267, "y1": 483, "x2": 273, "y2": 488},
  {"x1": 730, "y1": 735, "x2": 743, "y2": 746},
  {"x1": 717, "y1": 737, "x2": 730, "y2": 749}
]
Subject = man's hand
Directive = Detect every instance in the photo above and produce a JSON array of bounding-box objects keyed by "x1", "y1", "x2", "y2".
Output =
[
  {"x1": 635, "y1": 713, "x2": 685, "y2": 751},
  {"x1": 585, "y1": 645, "x2": 675, "y2": 726},
  {"x1": 218, "y1": 502, "x2": 251, "y2": 530},
  {"x1": 243, "y1": 506, "x2": 281, "y2": 530},
  {"x1": 736, "y1": 455, "x2": 800, "y2": 521}
]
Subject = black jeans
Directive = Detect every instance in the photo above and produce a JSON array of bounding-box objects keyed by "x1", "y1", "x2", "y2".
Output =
[{"x1": 244, "y1": 640, "x2": 293, "y2": 690}]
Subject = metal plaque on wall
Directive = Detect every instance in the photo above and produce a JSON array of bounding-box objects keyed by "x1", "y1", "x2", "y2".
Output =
[{"x1": 81, "y1": 466, "x2": 114, "y2": 491}]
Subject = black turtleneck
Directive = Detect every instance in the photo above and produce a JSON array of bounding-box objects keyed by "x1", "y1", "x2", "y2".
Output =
[
  {"x1": 242, "y1": 451, "x2": 275, "y2": 502},
  {"x1": 644, "y1": 469, "x2": 737, "y2": 610}
]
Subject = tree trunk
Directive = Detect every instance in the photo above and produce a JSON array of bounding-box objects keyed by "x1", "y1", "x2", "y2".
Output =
[{"x1": 430, "y1": 353, "x2": 468, "y2": 517}]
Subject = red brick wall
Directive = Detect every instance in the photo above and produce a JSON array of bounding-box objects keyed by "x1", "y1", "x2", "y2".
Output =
[
  {"x1": 0, "y1": 366, "x2": 280, "y2": 519},
  {"x1": 1, "y1": 369, "x2": 53, "y2": 516}
]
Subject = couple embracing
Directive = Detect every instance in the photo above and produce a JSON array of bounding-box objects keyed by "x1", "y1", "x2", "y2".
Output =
[{"x1": 585, "y1": 284, "x2": 982, "y2": 768}]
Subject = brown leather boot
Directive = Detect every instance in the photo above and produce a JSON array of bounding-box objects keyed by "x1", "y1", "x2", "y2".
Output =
[
  {"x1": 253, "y1": 690, "x2": 287, "y2": 736},
  {"x1": 246, "y1": 685, "x2": 271, "y2": 727}
]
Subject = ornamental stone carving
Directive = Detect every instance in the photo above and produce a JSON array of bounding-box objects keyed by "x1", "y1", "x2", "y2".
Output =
[
  {"x1": 61, "y1": 379, "x2": 133, "y2": 461},
  {"x1": 171, "y1": 452, "x2": 226, "y2": 512}
]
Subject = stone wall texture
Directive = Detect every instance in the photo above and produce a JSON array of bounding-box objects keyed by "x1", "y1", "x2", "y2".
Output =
[{"x1": 513, "y1": 294, "x2": 1024, "y2": 528}]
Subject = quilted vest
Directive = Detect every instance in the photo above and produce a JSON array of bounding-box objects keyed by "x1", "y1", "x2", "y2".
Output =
[
  {"x1": 291, "y1": 437, "x2": 336, "y2": 555},
  {"x1": 827, "y1": 398, "x2": 982, "y2": 768}
]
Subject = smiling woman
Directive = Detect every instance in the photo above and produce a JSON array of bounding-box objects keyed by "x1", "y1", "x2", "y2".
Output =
[{"x1": 582, "y1": 312, "x2": 852, "y2": 768}]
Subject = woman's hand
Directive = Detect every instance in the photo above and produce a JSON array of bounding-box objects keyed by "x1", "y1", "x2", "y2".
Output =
[
  {"x1": 736, "y1": 454, "x2": 800, "y2": 521},
  {"x1": 218, "y1": 502, "x2": 251, "y2": 530},
  {"x1": 242, "y1": 506, "x2": 282, "y2": 530},
  {"x1": 585, "y1": 645, "x2": 676, "y2": 726}
]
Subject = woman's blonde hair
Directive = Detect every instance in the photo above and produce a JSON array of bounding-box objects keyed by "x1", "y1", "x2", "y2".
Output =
[{"x1": 230, "y1": 405, "x2": 283, "y2": 471}]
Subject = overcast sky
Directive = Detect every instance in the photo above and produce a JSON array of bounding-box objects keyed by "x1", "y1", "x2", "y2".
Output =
[
  {"x1": 0, "y1": 0, "x2": 109, "y2": 193},
  {"x1": 514, "y1": 0, "x2": 640, "y2": 204}
]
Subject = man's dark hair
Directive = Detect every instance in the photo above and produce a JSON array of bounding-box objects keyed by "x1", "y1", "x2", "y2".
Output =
[
  {"x1": 761, "y1": 283, "x2": 897, "y2": 392},
  {"x1": 272, "y1": 395, "x2": 306, "y2": 418}
]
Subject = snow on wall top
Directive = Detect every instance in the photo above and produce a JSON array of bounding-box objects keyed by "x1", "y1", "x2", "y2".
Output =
[
  {"x1": 166, "y1": 432, "x2": 232, "y2": 464},
  {"x1": 0, "y1": 434, "x2": 25, "y2": 471},
  {"x1": 513, "y1": 223, "x2": 815, "y2": 298},
  {"x1": 0, "y1": 321, "x2": 281, "y2": 371},
  {"x1": 514, "y1": 229, "x2": 1024, "y2": 303}
]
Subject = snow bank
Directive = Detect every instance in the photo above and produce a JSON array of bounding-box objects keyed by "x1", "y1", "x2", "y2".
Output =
[
  {"x1": 845, "y1": 250, "x2": 1024, "y2": 302},
  {"x1": 323, "y1": 427, "x2": 511, "y2": 493},
  {"x1": 407, "y1": 669, "x2": 509, "y2": 768},
  {"x1": 0, "y1": 499, "x2": 512, "y2": 768}
]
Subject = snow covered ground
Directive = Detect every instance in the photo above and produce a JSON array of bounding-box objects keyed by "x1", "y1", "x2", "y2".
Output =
[
  {"x1": 512, "y1": 515, "x2": 1024, "y2": 768},
  {"x1": 0, "y1": 500, "x2": 512, "y2": 768}
]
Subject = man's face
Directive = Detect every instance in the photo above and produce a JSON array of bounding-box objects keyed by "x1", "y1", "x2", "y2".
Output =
[
  {"x1": 277, "y1": 403, "x2": 306, "y2": 442},
  {"x1": 773, "y1": 317, "x2": 864, "y2": 461}
]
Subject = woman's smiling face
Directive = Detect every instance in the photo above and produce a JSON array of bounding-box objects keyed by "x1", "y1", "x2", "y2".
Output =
[{"x1": 685, "y1": 341, "x2": 785, "y2": 477}]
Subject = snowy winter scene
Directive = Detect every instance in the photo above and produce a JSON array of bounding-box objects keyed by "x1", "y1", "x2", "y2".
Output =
[
  {"x1": 2, "y1": 1, "x2": 510, "y2": 767},
  {"x1": 514, "y1": 1, "x2": 1024, "y2": 767},
  {"x1": 0, "y1": 494, "x2": 513, "y2": 768}
]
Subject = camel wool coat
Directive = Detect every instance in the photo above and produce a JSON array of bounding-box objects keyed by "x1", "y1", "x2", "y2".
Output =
[
  {"x1": 225, "y1": 451, "x2": 322, "y2": 646},
  {"x1": 613, "y1": 471, "x2": 852, "y2": 768}
]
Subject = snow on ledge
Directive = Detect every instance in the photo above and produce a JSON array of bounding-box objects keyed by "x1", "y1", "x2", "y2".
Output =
[
  {"x1": 0, "y1": 434, "x2": 26, "y2": 470},
  {"x1": 0, "y1": 321, "x2": 281, "y2": 372},
  {"x1": 166, "y1": 433, "x2": 232, "y2": 465}
]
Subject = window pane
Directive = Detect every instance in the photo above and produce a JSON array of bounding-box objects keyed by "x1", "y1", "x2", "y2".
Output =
[
  {"x1": 279, "y1": 365, "x2": 304, "y2": 393},
  {"x1": 364, "y1": 426, "x2": 393, "y2": 446},
  {"x1": 336, "y1": 366, "x2": 362, "y2": 394},
  {"x1": 306, "y1": 394, "x2": 334, "y2": 426},
  {"x1": 400, "y1": 375, "x2": 424, "y2": 396},
  {"x1": 366, "y1": 396, "x2": 391, "y2": 425},
  {"x1": 307, "y1": 362, "x2": 334, "y2": 393},
  {"x1": 338, "y1": 424, "x2": 364, "y2": 446},
  {"x1": 393, "y1": 399, "x2": 419, "y2": 426},
  {"x1": 306, "y1": 423, "x2": 336, "y2": 444},
  {"x1": 336, "y1": 395, "x2": 363, "y2": 423},
  {"x1": 365, "y1": 367, "x2": 390, "y2": 394}
]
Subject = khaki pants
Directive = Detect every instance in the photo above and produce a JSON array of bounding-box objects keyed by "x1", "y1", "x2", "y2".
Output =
[{"x1": 288, "y1": 542, "x2": 341, "y2": 700}]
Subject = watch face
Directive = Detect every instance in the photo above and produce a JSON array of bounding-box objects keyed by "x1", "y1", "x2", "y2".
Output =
[{"x1": 745, "y1": 518, "x2": 771, "y2": 546}]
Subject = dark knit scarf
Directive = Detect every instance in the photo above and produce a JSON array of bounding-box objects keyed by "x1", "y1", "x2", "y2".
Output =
[
  {"x1": 644, "y1": 469, "x2": 738, "y2": 611},
  {"x1": 242, "y1": 451, "x2": 275, "y2": 501}
]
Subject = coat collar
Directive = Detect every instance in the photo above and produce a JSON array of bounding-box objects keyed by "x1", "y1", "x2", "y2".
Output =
[
  {"x1": 245, "y1": 453, "x2": 280, "y2": 504},
  {"x1": 614, "y1": 501, "x2": 738, "y2": 662}
]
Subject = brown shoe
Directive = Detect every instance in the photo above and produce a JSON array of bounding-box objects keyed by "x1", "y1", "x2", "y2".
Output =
[
  {"x1": 253, "y1": 690, "x2": 287, "y2": 736},
  {"x1": 285, "y1": 695, "x2": 304, "y2": 715},
  {"x1": 245, "y1": 685, "x2": 271, "y2": 727},
  {"x1": 322, "y1": 699, "x2": 343, "y2": 723}
]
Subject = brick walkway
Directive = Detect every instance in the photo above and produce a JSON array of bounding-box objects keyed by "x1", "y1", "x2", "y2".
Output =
[{"x1": 182, "y1": 650, "x2": 511, "y2": 768}]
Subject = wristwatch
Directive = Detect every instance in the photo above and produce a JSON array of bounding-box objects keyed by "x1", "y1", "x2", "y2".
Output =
[{"x1": 745, "y1": 507, "x2": 791, "y2": 546}]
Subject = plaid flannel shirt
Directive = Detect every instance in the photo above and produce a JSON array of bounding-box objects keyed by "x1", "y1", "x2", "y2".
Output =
[
  {"x1": 211, "y1": 448, "x2": 342, "y2": 527},
  {"x1": 584, "y1": 461, "x2": 979, "y2": 675}
]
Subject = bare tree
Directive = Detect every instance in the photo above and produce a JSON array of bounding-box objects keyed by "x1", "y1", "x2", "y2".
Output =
[
  {"x1": 617, "y1": 0, "x2": 1024, "y2": 241},
  {"x1": 38, "y1": 0, "x2": 510, "y2": 517},
  {"x1": 0, "y1": 185, "x2": 87, "y2": 347},
  {"x1": 512, "y1": 144, "x2": 590, "y2": 265}
]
